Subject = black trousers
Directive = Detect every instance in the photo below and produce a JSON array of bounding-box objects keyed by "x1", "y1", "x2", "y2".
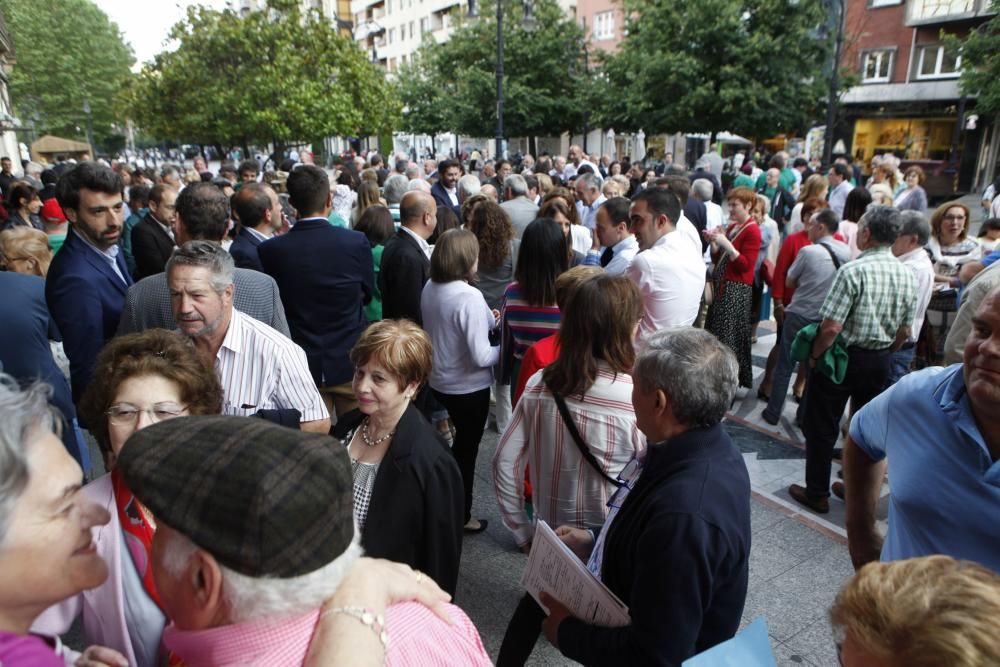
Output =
[
  {"x1": 497, "y1": 593, "x2": 545, "y2": 667},
  {"x1": 802, "y1": 346, "x2": 891, "y2": 498},
  {"x1": 433, "y1": 387, "x2": 491, "y2": 523}
]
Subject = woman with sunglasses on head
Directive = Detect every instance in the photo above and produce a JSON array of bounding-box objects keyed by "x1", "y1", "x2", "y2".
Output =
[{"x1": 32, "y1": 329, "x2": 222, "y2": 667}]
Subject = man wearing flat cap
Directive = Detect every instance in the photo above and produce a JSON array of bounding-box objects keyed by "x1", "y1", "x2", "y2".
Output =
[{"x1": 119, "y1": 415, "x2": 491, "y2": 665}]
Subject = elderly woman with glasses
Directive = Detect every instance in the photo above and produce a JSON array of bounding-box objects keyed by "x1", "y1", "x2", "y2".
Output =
[{"x1": 32, "y1": 329, "x2": 222, "y2": 667}]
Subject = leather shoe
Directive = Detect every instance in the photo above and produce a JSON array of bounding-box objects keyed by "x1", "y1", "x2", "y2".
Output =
[
  {"x1": 761, "y1": 411, "x2": 780, "y2": 426},
  {"x1": 788, "y1": 484, "x2": 829, "y2": 514},
  {"x1": 464, "y1": 518, "x2": 489, "y2": 534},
  {"x1": 831, "y1": 481, "x2": 845, "y2": 501}
]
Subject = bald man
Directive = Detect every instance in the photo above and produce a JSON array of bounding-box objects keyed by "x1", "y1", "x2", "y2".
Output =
[{"x1": 380, "y1": 191, "x2": 438, "y2": 324}]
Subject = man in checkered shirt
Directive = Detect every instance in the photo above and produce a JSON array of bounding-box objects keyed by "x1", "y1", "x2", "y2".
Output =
[{"x1": 789, "y1": 205, "x2": 917, "y2": 514}]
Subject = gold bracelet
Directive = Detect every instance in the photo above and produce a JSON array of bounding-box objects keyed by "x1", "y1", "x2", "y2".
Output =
[{"x1": 322, "y1": 606, "x2": 389, "y2": 649}]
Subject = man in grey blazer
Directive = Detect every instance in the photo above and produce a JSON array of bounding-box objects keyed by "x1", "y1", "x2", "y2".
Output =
[
  {"x1": 117, "y1": 183, "x2": 290, "y2": 337},
  {"x1": 500, "y1": 174, "x2": 539, "y2": 238}
]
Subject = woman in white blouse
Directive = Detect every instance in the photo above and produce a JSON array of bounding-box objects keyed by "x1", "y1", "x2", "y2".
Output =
[{"x1": 421, "y1": 229, "x2": 501, "y2": 533}]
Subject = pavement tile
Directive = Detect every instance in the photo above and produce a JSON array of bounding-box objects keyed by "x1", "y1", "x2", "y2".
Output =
[
  {"x1": 750, "y1": 498, "x2": 787, "y2": 534},
  {"x1": 784, "y1": 617, "x2": 841, "y2": 667},
  {"x1": 749, "y1": 533, "x2": 808, "y2": 583},
  {"x1": 773, "y1": 639, "x2": 819, "y2": 666}
]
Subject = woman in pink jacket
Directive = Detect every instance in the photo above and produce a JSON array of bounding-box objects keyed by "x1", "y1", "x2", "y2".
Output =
[{"x1": 33, "y1": 330, "x2": 222, "y2": 666}]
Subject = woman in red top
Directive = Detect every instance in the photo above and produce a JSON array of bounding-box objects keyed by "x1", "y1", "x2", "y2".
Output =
[{"x1": 706, "y1": 187, "x2": 763, "y2": 388}]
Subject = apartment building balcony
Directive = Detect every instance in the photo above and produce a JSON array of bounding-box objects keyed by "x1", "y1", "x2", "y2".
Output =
[{"x1": 905, "y1": 0, "x2": 996, "y2": 26}]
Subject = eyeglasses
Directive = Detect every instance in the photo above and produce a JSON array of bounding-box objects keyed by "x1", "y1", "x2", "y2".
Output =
[{"x1": 106, "y1": 402, "x2": 188, "y2": 426}]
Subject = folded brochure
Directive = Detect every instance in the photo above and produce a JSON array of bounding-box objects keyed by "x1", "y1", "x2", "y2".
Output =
[{"x1": 521, "y1": 520, "x2": 630, "y2": 627}]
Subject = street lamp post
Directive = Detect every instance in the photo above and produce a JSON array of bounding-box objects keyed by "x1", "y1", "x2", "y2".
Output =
[
  {"x1": 82, "y1": 99, "x2": 95, "y2": 156},
  {"x1": 468, "y1": 0, "x2": 536, "y2": 160},
  {"x1": 822, "y1": 0, "x2": 845, "y2": 168}
]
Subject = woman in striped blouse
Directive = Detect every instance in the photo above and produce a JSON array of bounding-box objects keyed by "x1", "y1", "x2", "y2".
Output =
[
  {"x1": 492, "y1": 273, "x2": 646, "y2": 666},
  {"x1": 500, "y1": 219, "x2": 568, "y2": 404}
]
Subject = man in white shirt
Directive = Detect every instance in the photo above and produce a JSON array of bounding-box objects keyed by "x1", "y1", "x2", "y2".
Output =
[
  {"x1": 889, "y1": 210, "x2": 935, "y2": 384},
  {"x1": 691, "y1": 178, "x2": 725, "y2": 265},
  {"x1": 563, "y1": 145, "x2": 599, "y2": 182},
  {"x1": 168, "y1": 240, "x2": 330, "y2": 433},
  {"x1": 589, "y1": 197, "x2": 638, "y2": 275},
  {"x1": 626, "y1": 188, "x2": 706, "y2": 341},
  {"x1": 574, "y1": 173, "x2": 606, "y2": 232},
  {"x1": 827, "y1": 162, "x2": 853, "y2": 218}
]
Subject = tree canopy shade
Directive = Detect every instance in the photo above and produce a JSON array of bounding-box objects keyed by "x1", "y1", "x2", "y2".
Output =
[
  {"x1": 125, "y1": 0, "x2": 399, "y2": 148},
  {"x1": 595, "y1": 0, "x2": 830, "y2": 137},
  {"x1": 946, "y1": 2, "x2": 1000, "y2": 117},
  {"x1": 398, "y1": 0, "x2": 592, "y2": 139},
  {"x1": 1, "y1": 0, "x2": 134, "y2": 143}
]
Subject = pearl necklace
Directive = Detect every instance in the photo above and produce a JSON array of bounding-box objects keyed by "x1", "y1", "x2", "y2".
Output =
[{"x1": 361, "y1": 417, "x2": 395, "y2": 447}]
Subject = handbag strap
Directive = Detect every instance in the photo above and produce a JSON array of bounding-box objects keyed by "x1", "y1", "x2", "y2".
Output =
[
  {"x1": 818, "y1": 240, "x2": 841, "y2": 270},
  {"x1": 551, "y1": 390, "x2": 622, "y2": 487}
]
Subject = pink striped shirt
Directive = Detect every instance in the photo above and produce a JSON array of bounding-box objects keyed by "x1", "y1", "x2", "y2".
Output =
[
  {"x1": 162, "y1": 601, "x2": 491, "y2": 666},
  {"x1": 215, "y1": 309, "x2": 328, "y2": 422},
  {"x1": 492, "y1": 364, "x2": 646, "y2": 547}
]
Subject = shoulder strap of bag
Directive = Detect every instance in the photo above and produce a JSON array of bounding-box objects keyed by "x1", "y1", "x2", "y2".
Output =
[
  {"x1": 818, "y1": 240, "x2": 841, "y2": 270},
  {"x1": 551, "y1": 390, "x2": 622, "y2": 487}
]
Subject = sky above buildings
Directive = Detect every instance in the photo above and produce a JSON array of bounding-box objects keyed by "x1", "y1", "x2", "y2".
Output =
[{"x1": 93, "y1": 0, "x2": 233, "y2": 70}]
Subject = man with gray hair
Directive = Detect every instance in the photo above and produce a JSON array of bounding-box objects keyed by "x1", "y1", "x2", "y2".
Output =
[
  {"x1": 120, "y1": 415, "x2": 491, "y2": 665},
  {"x1": 500, "y1": 173, "x2": 539, "y2": 238},
  {"x1": 167, "y1": 240, "x2": 329, "y2": 433},
  {"x1": 407, "y1": 178, "x2": 431, "y2": 194},
  {"x1": 789, "y1": 205, "x2": 917, "y2": 513},
  {"x1": 889, "y1": 210, "x2": 935, "y2": 383},
  {"x1": 383, "y1": 173, "x2": 410, "y2": 223},
  {"x1": 541, "y1": 328, "x2": 751, "y2": 665},
  {"x1": 691, "y1": 178, "x2": 724, "y2": 265},
  {"x1": 574, "y1": 172, "x2": 605, "y2": 239},
  {"x1": 458, "y1": 173, "x2": 481, "y2": 205}
]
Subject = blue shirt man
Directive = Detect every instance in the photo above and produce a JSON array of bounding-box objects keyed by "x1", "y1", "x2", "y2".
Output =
[{"x1": 844, "y1": 285, "x2": 1000, "y2": 573}]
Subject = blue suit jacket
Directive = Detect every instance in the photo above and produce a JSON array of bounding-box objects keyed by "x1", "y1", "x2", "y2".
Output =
[
  {"x1": 229, "y1": 226, "x2": 265, "y2": 272},
  {"x1": 258, "y1": 218, "x2": 374, "y2": 386},
  {"x1": 430, "y1": 181, "x2": 462, "y2": 218},
  {"x1": 46, "y1": 230, "x2": 133, "y2": 403}
]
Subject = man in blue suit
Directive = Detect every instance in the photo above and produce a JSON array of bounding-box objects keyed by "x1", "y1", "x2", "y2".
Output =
[
  {"x1": 258, "y1": 165, "x2": 374, "y2": 418},
  {"x1": 230, "y1": 182, "x2": 283, "y2": 272},
  {"x1": 46, "y1": 162, "x2": 133, "y2": 404}
]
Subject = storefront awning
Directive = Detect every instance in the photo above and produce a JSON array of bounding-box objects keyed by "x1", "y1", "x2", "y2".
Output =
[{"x1": 842, "y1": 80, "x2": 967, "y2": 106}]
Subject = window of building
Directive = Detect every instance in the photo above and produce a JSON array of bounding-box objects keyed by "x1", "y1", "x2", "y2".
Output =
[
  {"x1": 915, "y1": 44, "x2": 961, "y2": 79},
  {"x1": 868, "y1": 0, "x2": 902, "y2": 7},
  {"x1": 861, "y1": 49, "x2": 893, "y2": 83},
  {"x1": 420, "y1": 17, "x2": 429, "y2": 34},
  {"x1": 389, "y1": 28, "x2": 395, "y2": 43},
  {"x1": 593, "y1": 10, "x2": 614, "y2": 40},
  {"x1": 409, "y1": 21, "x2": 415, "y2": 39},
  {"x1": 387, "y1": 0, "x2": 391, "y2": 13}
]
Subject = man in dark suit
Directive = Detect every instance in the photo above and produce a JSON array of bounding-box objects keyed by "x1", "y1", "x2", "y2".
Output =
[
  {"x1": 430, "y1": 158, "x2": 462, "y2": 218},
  {"x1": 46, "y1": 161, "x2": 133, "y2": 404},
  {"x1": 230, "y1": 182, "x2": 283, "y2": 272},
  {"x1": 131, "y1": 184, "x2": 177, "y2": 280},
  {"x1": 380, "y1": 191, "x2": 438, "y2": 324},
  {"x1": 258, "y1": 165, "x2": 374, "y2": 418},
  {"x1": 117, "y1": 182, "x2": 291, "y2": 338}
]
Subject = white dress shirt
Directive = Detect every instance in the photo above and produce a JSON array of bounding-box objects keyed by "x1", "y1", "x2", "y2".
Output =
[
  {"x1": 828, "y1": 180, "x2": 852, "y2": 218},
  {"x1": 72, "y1": 228, "x2": 128, "y2": 285},
  {"x1": 400, "y1": 224, "x2": 433, "y2": 260},
  {"x1": 703, "y1": 202, "x2": 725, "y2": 264},
  {"x1": 896, "y1": 246, "x2": 935, "y2": 341},
  {"x1": 214, "y1": 309, "x2": 329, "y2": 422},
  {"x1": 579, "y1": 194, "x2": 606, "y2": 231},
  {"x1": 626, "y1": 226, "x2": 707, "y2": 342},
  {"x1": 604, "y1": 235, "x2": 639, "y2": 275}
]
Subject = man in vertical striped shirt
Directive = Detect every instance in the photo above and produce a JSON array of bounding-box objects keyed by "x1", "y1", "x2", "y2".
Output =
[{"x1": 167, "y1": 241, "x2": 330, "y2": 433}]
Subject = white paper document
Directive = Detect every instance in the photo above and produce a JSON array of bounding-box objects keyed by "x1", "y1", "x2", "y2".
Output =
[{"x1": 520, "y1": 520, "x2": 631, "y2": 627}]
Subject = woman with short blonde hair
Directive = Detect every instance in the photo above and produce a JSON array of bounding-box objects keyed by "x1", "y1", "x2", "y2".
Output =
[{"x1": 0, "y1": 226, "x2": 52, "y2": 277}]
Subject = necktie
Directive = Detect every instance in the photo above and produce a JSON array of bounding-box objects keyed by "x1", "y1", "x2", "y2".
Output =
[{"x1": 600, "y1": 246, "x2": 614, "y2": 267}]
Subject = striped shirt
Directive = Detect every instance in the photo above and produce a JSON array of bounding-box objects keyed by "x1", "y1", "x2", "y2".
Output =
[
  {"x1": 215, "y1": 309, "x2": 328, "y2": 422},
  {"x1": 492, "y1": 364, "x2": 646, "y2": 547},
  {"x1": 162, "y1": 601, "x2": 492, "y2": 667},
  {"x1": 501, "y1": 282, "x2": 561, "y2": 360},
  {"x1": 819, "y1": 246, "x2": 917, "y2": 349}
]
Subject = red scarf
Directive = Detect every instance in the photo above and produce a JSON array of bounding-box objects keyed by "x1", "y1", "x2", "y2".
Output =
[{"x1": 112, "y1": 468, "x2": 166, "y2": 611}]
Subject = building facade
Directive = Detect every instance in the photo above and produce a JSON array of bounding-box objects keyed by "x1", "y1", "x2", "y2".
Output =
[{"x1": 837, "y1": 0, "x2": 995, "y2": 193}]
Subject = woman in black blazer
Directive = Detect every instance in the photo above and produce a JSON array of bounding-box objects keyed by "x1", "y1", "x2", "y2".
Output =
[{"x1": 331, "y1": 319, "x2": 465, "y2": 595}]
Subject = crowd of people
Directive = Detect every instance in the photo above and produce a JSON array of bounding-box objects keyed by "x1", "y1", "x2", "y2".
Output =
[{"x1": 0, "y1": 144, "x2": 997, "y2": 666}]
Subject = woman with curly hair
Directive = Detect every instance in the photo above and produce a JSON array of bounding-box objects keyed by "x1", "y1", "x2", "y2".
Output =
[{"x1": 33, "y1": 329, "x2": 223, "y2": 666}]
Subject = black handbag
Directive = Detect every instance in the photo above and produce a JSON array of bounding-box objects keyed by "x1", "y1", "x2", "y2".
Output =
[{"x1": 550, "y1": 390, "x2": 622, "y2": 488}]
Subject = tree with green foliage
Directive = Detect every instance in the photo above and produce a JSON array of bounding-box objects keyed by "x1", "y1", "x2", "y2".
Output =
[
  {"x1": 125, "y1": 0, "x2": 399, "y2": 153},
  {"x1": 946, "y1": 4, "x2": 1000, "y2": 117},
  {"x1": 1, "y1": 0, "x2": 134, "y2": 146},
  {"x1": 399, "y1": 0, "x2": 592, "y2": 141},
  {"x1": 595, "y1": 0, "x2": 830, "y2": 138}
]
